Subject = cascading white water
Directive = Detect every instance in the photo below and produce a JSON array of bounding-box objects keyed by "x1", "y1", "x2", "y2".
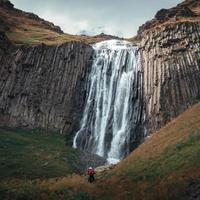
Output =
[{"x1": 73, "y1": 40, "x2": 143, "y2": 163}]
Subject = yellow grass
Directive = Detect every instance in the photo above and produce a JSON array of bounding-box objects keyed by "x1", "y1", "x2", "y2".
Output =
[
  {"x1": 96, "y1": 101, "x2": 200, "y2": 200},
  {"x1": 117, "y1": 102, "x2": 200, "y2": 164},
  {"x1": 2, "y1": 102, "x2": 200, "y2": 200}
]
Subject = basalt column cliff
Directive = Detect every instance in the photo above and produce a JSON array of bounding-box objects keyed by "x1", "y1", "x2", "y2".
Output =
[
  {"x1": 139, "y1": 0, "x2": 200, "y2": 134},
  {"x1": 1, "y1": 0, "x2": 200, "y2": 158},
  {"x1": 0, "y1": 34, "x2": 93, "y2": 133}
]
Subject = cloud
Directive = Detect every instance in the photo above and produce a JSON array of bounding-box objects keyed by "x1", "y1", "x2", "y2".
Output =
[
  {"x1": 11, "y1": 0, "x2": 183, "y2": 37},
  {"x1": 78, "y1": 26, "x2": 105, "y2": 36}
]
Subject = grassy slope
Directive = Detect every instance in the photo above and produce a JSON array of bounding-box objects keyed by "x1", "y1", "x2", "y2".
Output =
[
  {"x1": 0, "y1": 128, "x2": 95, "y2": 200},
  {"x1": 94, "y1": 102, "x2": 200, "y2": 200},
  {"x1": 0, "y1": 128, "x2": 81, "y2": 180},
  {"x1": 1, "y1": 102, "x2": 200, "y2": 200}
]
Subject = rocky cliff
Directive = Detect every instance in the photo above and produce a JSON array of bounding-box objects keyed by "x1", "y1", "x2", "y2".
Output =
[
  {"x1": 139, "y1": 1, "x2": 200, "y2": 134},
  {"x1": 0, "y1": 0, "x2": 119, "y2": 140},
  {"x1": 1, "y1": 0, "x2": 200, "y2": 151},
  {"x1": 0, "y1": 33, "x2": 93, "y2": 134},
  {"x1": 138, "y1": 0, "x2": 200, "y2": 35}
]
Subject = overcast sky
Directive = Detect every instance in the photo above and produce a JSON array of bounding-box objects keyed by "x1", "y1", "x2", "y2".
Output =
[{"x1": 11, "y1": 0, "x2": 183, "y2": 37}]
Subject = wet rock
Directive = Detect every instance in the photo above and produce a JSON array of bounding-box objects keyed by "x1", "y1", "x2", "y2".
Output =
[{"x1": 95, "y1": 164, "x2": 116, "y2": 179}]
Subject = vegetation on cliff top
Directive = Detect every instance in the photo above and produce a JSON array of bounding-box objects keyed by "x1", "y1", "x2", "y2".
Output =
[
  {"x1": 138, "y1": 0, "x2": 200, "y2": 35},
  {"x1": 0, "y1": 1, "x2": 119, "y2": 45},
  {"x1": 2, "y1": 0, "x2": 200, "y2": 45}
]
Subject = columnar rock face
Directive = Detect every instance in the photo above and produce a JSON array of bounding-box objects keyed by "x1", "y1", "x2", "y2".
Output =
[
  {"x1": 0, "y1": 38, "x2": 93, "y2": 134},
  {"x1": 139, "y1": 22, "x2": 200, "y2": 134}
]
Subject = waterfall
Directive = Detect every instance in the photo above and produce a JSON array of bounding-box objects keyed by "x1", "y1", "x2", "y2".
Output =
[{"x1": 73, "y1": 40, "x2": 143, "y2": 163}]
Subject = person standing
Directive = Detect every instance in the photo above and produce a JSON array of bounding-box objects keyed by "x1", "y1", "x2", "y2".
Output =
[{"x1": 87, "y1": 167, "x2": 95, "y2": 183}]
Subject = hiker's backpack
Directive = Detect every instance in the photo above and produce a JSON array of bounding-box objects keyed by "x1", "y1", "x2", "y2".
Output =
[{"x1": 88, "y1": 168, "x2": 95, "y2": 176}]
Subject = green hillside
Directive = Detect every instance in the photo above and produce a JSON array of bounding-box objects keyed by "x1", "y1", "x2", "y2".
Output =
[
  {"x1": 0, "y1": 128, "x2": 81, "y2": 180},
  {"x1": 1, "y1": 102, "x2": 200, "y2": 200},
  {"x1": 95, "y1": 102, "x2": 200, "y2": 200}
]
